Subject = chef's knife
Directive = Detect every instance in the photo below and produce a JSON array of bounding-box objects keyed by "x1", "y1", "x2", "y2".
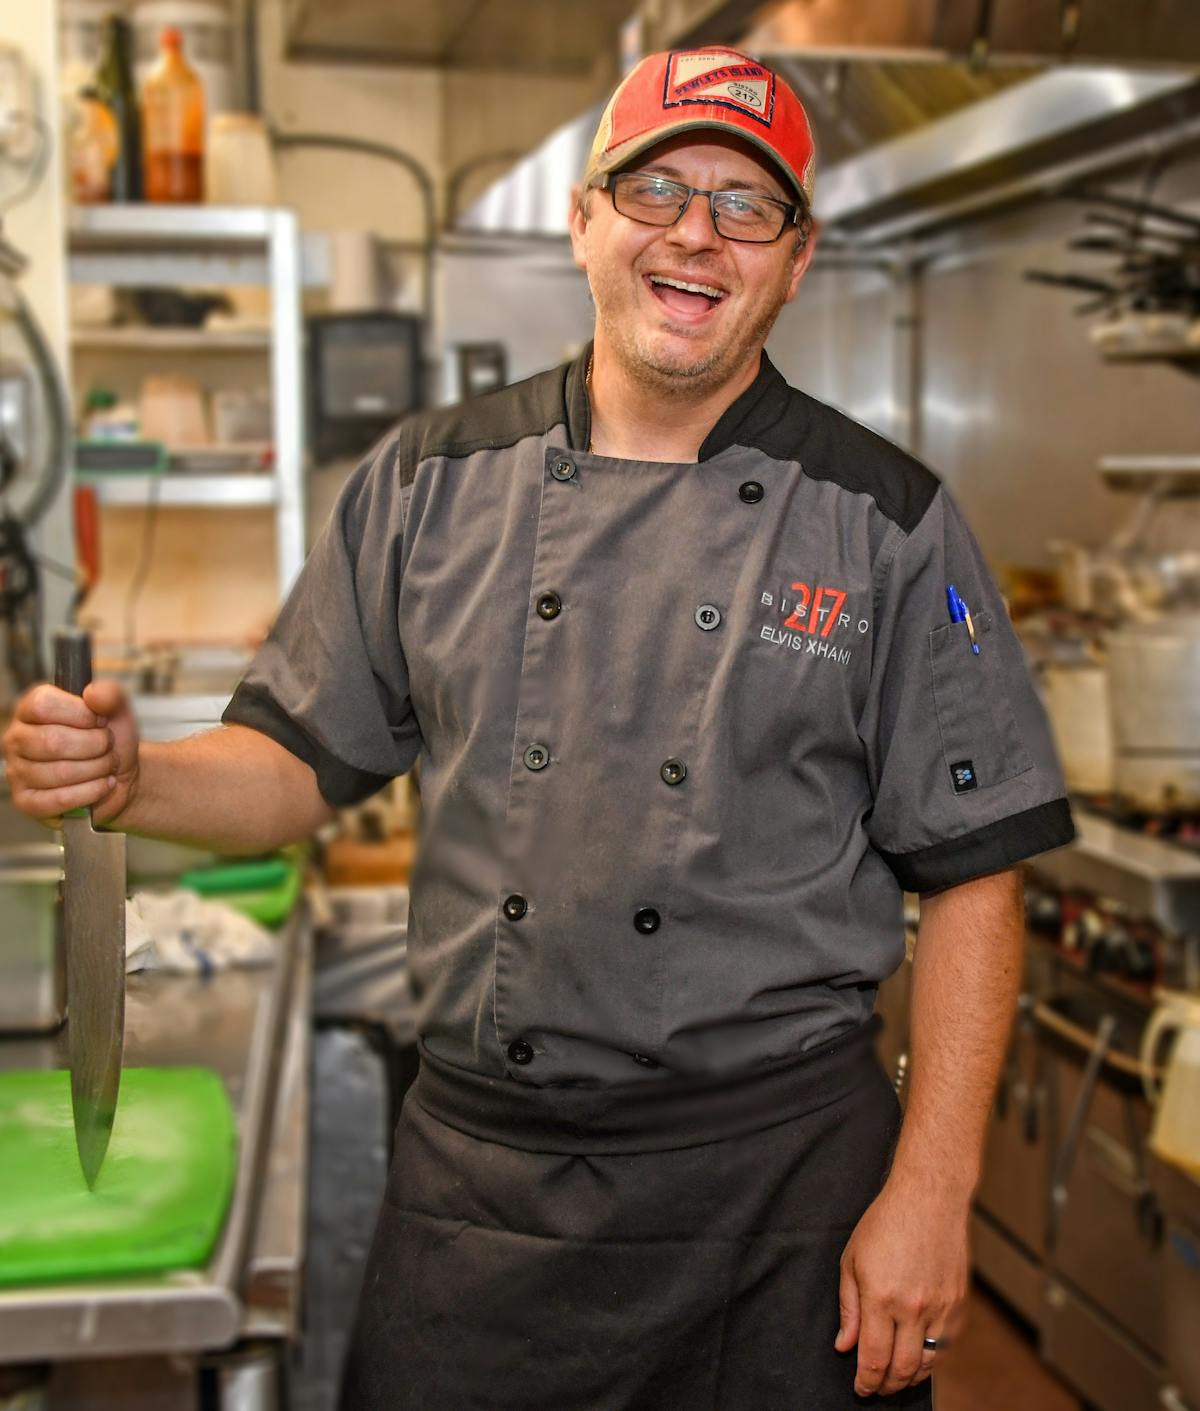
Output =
[{"x1": 55, "y1": 628, "x2": 126, "y2": 1189}]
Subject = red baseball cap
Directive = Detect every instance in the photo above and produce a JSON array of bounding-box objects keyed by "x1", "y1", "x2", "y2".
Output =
[{"x1": 584, "y1": 47, "x2": 816, "y2": 209}]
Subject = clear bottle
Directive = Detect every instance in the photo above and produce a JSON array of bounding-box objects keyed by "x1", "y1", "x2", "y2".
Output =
[
  {"x1": 141, "y1": 28, "x2": 205, "y2": 203},
  {"x1": 92, "y1": 14, "x2": 143, "y2": 201}
]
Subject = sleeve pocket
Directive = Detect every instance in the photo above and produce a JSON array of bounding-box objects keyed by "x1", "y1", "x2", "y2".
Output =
[{"x1": 928, "y1": 612, "x2": 1033, "y2": 793}]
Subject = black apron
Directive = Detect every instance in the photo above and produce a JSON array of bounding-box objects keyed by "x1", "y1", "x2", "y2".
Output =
[{"x1": 340, "y1": 1018, "x2": 934, "y2": 1410}]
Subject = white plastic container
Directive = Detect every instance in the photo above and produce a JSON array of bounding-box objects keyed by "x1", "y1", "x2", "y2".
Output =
[
  {"x1": 206, "y1": 112, "x2": 277, "y2": 205},
  {"x1": 1143, "y1": 990, "x2": 1200, "y2": 1181}
]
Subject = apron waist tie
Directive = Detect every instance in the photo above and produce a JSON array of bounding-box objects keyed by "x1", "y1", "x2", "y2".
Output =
[{"x1": 411, "y1": 1014, "x2": 886, "y2": 1155}]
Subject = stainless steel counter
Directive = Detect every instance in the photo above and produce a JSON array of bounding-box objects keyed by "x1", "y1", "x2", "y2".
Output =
[{"x1": 0, "y1": 909, "x2": 311, "y2": 1362}]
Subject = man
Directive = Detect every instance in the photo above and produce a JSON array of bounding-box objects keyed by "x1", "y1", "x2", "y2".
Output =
[{"x1": 5, "y1": 47, "x2": 1073, "y2": 1409}]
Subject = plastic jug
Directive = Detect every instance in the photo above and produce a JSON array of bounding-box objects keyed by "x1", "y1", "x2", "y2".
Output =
[{"x1": 1142, "y1": 990, "x2": 1200, "y2": 1179}]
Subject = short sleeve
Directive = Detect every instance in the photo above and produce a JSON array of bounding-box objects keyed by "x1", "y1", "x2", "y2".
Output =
[
  {"x1": 860, "y1": 486, "x2": 1074, "y2": 892},
  {"x1": 222, "y1": 426, "x2": 422, "y2": 807}
]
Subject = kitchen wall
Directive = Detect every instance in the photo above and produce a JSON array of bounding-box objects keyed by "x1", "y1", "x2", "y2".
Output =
[{"x1": 769, "y1": 152, "x2": 1200, "y2": 571}]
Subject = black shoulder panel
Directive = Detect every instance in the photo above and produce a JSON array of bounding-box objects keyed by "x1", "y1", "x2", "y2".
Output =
[
  {"x1": 385, "y1": 363, "x2": 570, "y2": 490},
  {"x1": 787, "y1": 390, "x2": 940, "y2": 536},
  {"x1": 720, "y1": 357, "x2": 941, "y2": 536}
]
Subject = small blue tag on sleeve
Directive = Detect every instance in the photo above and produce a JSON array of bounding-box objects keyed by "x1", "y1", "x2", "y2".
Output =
[{"x1": 950, "y1": 760, "x2": 978, "y2": 794}]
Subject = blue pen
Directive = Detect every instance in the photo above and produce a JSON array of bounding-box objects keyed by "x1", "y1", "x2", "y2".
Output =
[{"x1": 946, "y1": 584, "x2": 980, "y2": 654}]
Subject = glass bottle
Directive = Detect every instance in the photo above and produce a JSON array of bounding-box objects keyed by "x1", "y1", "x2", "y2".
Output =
[
  {"x1": 141, "y1": 28, "x2": 205, "y2": 203},
  {"x1": 92, "y1": 14, "x2": 143, "y2": 201}
]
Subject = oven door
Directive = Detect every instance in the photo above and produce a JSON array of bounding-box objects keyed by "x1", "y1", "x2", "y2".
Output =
[{"x1": 1038, "y1": 990, "x2": 1166, "y2": 1361}]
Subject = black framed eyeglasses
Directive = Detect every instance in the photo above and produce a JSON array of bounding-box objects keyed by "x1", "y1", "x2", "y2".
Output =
[{"x1": 598, "y1": 171, "x2": 805, "y2": 244}]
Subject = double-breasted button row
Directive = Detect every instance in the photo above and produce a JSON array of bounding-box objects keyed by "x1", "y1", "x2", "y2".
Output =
[
  {"x1": 503, "y1": 893, "x2": 660, "y2": 937},
  {"x1": 536, "y1": 592, "x2": 562, "y2": 620},
  {"x1": 508, "y1": 1039, "x2": 534, "y2": 1065},
  {"x1": 739, "y1": 480, "x2": 764, "y2": 503},
  {"x1": 551, "y1": 458, "x2": 576, "y2": 481}
]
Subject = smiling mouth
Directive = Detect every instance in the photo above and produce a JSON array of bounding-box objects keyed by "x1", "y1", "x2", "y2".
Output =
[{"x1": 645, "y1": 274, "x2": 727, "y2": 318}]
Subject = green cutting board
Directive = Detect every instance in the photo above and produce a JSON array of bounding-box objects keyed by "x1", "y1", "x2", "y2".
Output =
[{"x1": 0, "y1": 1067, "x2": 237, "y2": 1286}]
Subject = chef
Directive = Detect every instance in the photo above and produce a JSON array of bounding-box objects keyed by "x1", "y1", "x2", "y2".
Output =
[{"x1": 5, "y1": 45, "x2": 1074, "y2": 1411}]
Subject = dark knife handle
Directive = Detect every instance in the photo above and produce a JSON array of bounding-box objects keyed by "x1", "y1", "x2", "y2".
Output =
[{"x1": 54, "y1": 628, "x2": 93, "y2": 699}]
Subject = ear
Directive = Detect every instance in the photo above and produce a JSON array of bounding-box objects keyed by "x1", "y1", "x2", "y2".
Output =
[
  {"x1": 783, "y1": 217, "x2": 820, "y2": 304},
  {"x1": 569, "y1": 183, "x2": 590, "y2": 273}
]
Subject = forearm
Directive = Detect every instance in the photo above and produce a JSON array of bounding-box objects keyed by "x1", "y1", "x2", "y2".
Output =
[
  {"x1": 886, "y1": 868, "x2": 1025, "y2": 1204},
  {"x1": 109, "y1": 724, "x2": 336, "y2": 854}
]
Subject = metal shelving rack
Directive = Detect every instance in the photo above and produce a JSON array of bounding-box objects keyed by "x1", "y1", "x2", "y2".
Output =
[{"x1": 67, "y1": 204, "x2": 316, "y2": 593}]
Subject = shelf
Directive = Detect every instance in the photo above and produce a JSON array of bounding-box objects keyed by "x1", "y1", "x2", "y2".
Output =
[
  {"x1": 67, "y1": 205, "x2": 329, "y2": 290},
  {"x1": 1099, "y1": 455, "x2": 1200, "y2": 495},
  {"x1": 72, "y1": 327, "x2": 271, "y2": 352},
  {"x1": 75, "y1": 474, "x2": 278, "y2": 507}
]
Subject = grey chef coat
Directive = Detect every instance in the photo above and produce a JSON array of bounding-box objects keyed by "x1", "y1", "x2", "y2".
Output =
[{"x1": 224, "y1": 347, "x2": 1074, "y2": 1086}]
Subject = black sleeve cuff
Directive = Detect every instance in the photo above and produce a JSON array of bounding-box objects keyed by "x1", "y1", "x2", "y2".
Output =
[
  {"x1": 222, "y1": 681, "x2": 394, "y2": 808},
  {"x1": 877, "y1": 798, "x2": 1076, "y2": 893}
]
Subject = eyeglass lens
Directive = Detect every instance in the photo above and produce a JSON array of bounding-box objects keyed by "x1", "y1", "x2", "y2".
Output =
[{"x1": 612, "y1": 174, "x2": 789, "y2": 242}]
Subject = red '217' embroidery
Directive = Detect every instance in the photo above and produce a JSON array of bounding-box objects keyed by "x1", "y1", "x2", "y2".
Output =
[{"x1": 783, "y1": 583, "x2": 847, "y2": 638}]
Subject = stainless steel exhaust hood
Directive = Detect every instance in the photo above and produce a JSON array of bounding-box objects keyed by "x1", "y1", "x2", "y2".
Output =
[
  {"x1": 456, "y1": 64, "x2": 1200, "y2": 243},
  {"x1": 642, "y1": 0, "x2": 1200, "y2": 70}
]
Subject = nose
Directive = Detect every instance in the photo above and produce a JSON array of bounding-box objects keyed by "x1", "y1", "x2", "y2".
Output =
[{"x1": 665, "y1": 190, "x2": 722, "y2": 253}]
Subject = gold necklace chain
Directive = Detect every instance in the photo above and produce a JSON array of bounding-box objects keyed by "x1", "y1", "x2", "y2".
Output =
[{"x1": 585, "y1": 353, "x2": 594, "y2": 452}]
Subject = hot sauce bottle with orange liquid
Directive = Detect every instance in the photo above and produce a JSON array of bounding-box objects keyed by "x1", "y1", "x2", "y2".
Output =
[{"x1": 141, "y1": 28, "x2": 205, "y2": 203}]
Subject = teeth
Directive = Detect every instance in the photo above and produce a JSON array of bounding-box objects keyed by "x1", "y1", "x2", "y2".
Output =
[{"x1": 649, "y1": 275, "x2": 725, "y2": 299}]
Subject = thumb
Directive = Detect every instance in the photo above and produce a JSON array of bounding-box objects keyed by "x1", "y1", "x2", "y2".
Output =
[
  {"x1": 83, "y1": 678, "x2": 129, "y2": 721},
  {"x1": 836, "y1": 1256, "x2": 860, "y2": 1352}
]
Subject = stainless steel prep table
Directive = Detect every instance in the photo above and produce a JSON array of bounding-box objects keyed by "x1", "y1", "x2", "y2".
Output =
[{"x1": 0, "y1": 906, "x2": 311, "y2": 1365}]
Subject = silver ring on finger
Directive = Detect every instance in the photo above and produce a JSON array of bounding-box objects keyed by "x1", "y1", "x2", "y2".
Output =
[{"x1": 922, "y1": 1336, "x2": 941, "y2": 1353}]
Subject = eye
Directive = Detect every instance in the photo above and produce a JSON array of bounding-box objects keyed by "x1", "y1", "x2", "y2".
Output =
[{"x1": 628, "y1": 176, "x2": 680, "y2": 201}]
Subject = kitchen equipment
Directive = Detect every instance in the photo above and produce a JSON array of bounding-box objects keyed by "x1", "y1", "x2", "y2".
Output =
[
  {"x1": 307, "y1": 312, "x2": 423, "y2": 461},
  {"x1": 1150, "y1": 1152, "x2": 1200, "y2": 1411},
  {"x1": 1142, "y1": 990, "x2": 1200, "y2": 1180},
  {"x1": 55, "y1": 628, "x2": 127, "y2": 1190},
  {"x1": 0, "y1": 842, "x2": 64, "y2": 1034},
  {"x1": 1108, "y1": 619, "x2": 1200, "y2": 814},
  {"x1": 1042, "y1": 659, "x2": 1114, "y2": 795},
  {"x1": 0, "y1": 1066, "x2": 235, "y2": 1284}
]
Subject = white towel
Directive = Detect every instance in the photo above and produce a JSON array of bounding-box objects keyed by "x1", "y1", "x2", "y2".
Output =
[{"x1": 125, "y1": 889, "x2": 275, "y2": 975}]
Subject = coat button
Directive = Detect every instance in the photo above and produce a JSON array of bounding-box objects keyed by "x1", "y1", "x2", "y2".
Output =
[
  {"x1": 503, "y1": 893, "x2": 528, "y2": 920},
  {"x1": 633, "y1": 907, "x2": 661, "y2": 934},
  {"x1": 660, "y1": 758, "x2": 687, "y2": 786},
  {"x1": 632, "y1": 1053, "x2": 660, "y2": 1068},
  {"x1": 695, "y1": 603, "x2": 721, "y2": 631},
  {"x1": 536, "y1": 591, "x2": 562, "y2": 620},
  {"x1": 508, "y1": 1039, "x2": 534, "y2": 1065},
  {"x1": 551, "y1": 458, "x2": 575, "y2": 481},
  {"x1": 739, "y1": 480, "x2": 764, "y2": 503},
  {"x1": 523, "y1": 743, "x2": 550, "y2": 771}
]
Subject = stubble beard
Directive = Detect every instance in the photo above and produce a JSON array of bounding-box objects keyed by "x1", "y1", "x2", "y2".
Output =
[{"x1": 592, "y1": 263, "x2": 791, "y2": 399}]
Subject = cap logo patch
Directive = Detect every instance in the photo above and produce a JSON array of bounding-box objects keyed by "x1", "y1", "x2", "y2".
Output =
[{"x1": 664, "y1": 50, "x2": 775, "y2": 128}]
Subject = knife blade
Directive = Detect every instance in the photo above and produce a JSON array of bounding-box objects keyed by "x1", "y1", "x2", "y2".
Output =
[{"x1": 55, "y1": 628, "x2": 126, "y2": 1189}]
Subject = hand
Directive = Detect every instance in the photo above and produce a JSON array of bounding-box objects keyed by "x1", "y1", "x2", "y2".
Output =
[
  {"x1": 3, "y1": 678, "x2": 140, "y2": 828},
  {"x1": 834, "y1": 1176, "x2": 970, "y2": 1398}
]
